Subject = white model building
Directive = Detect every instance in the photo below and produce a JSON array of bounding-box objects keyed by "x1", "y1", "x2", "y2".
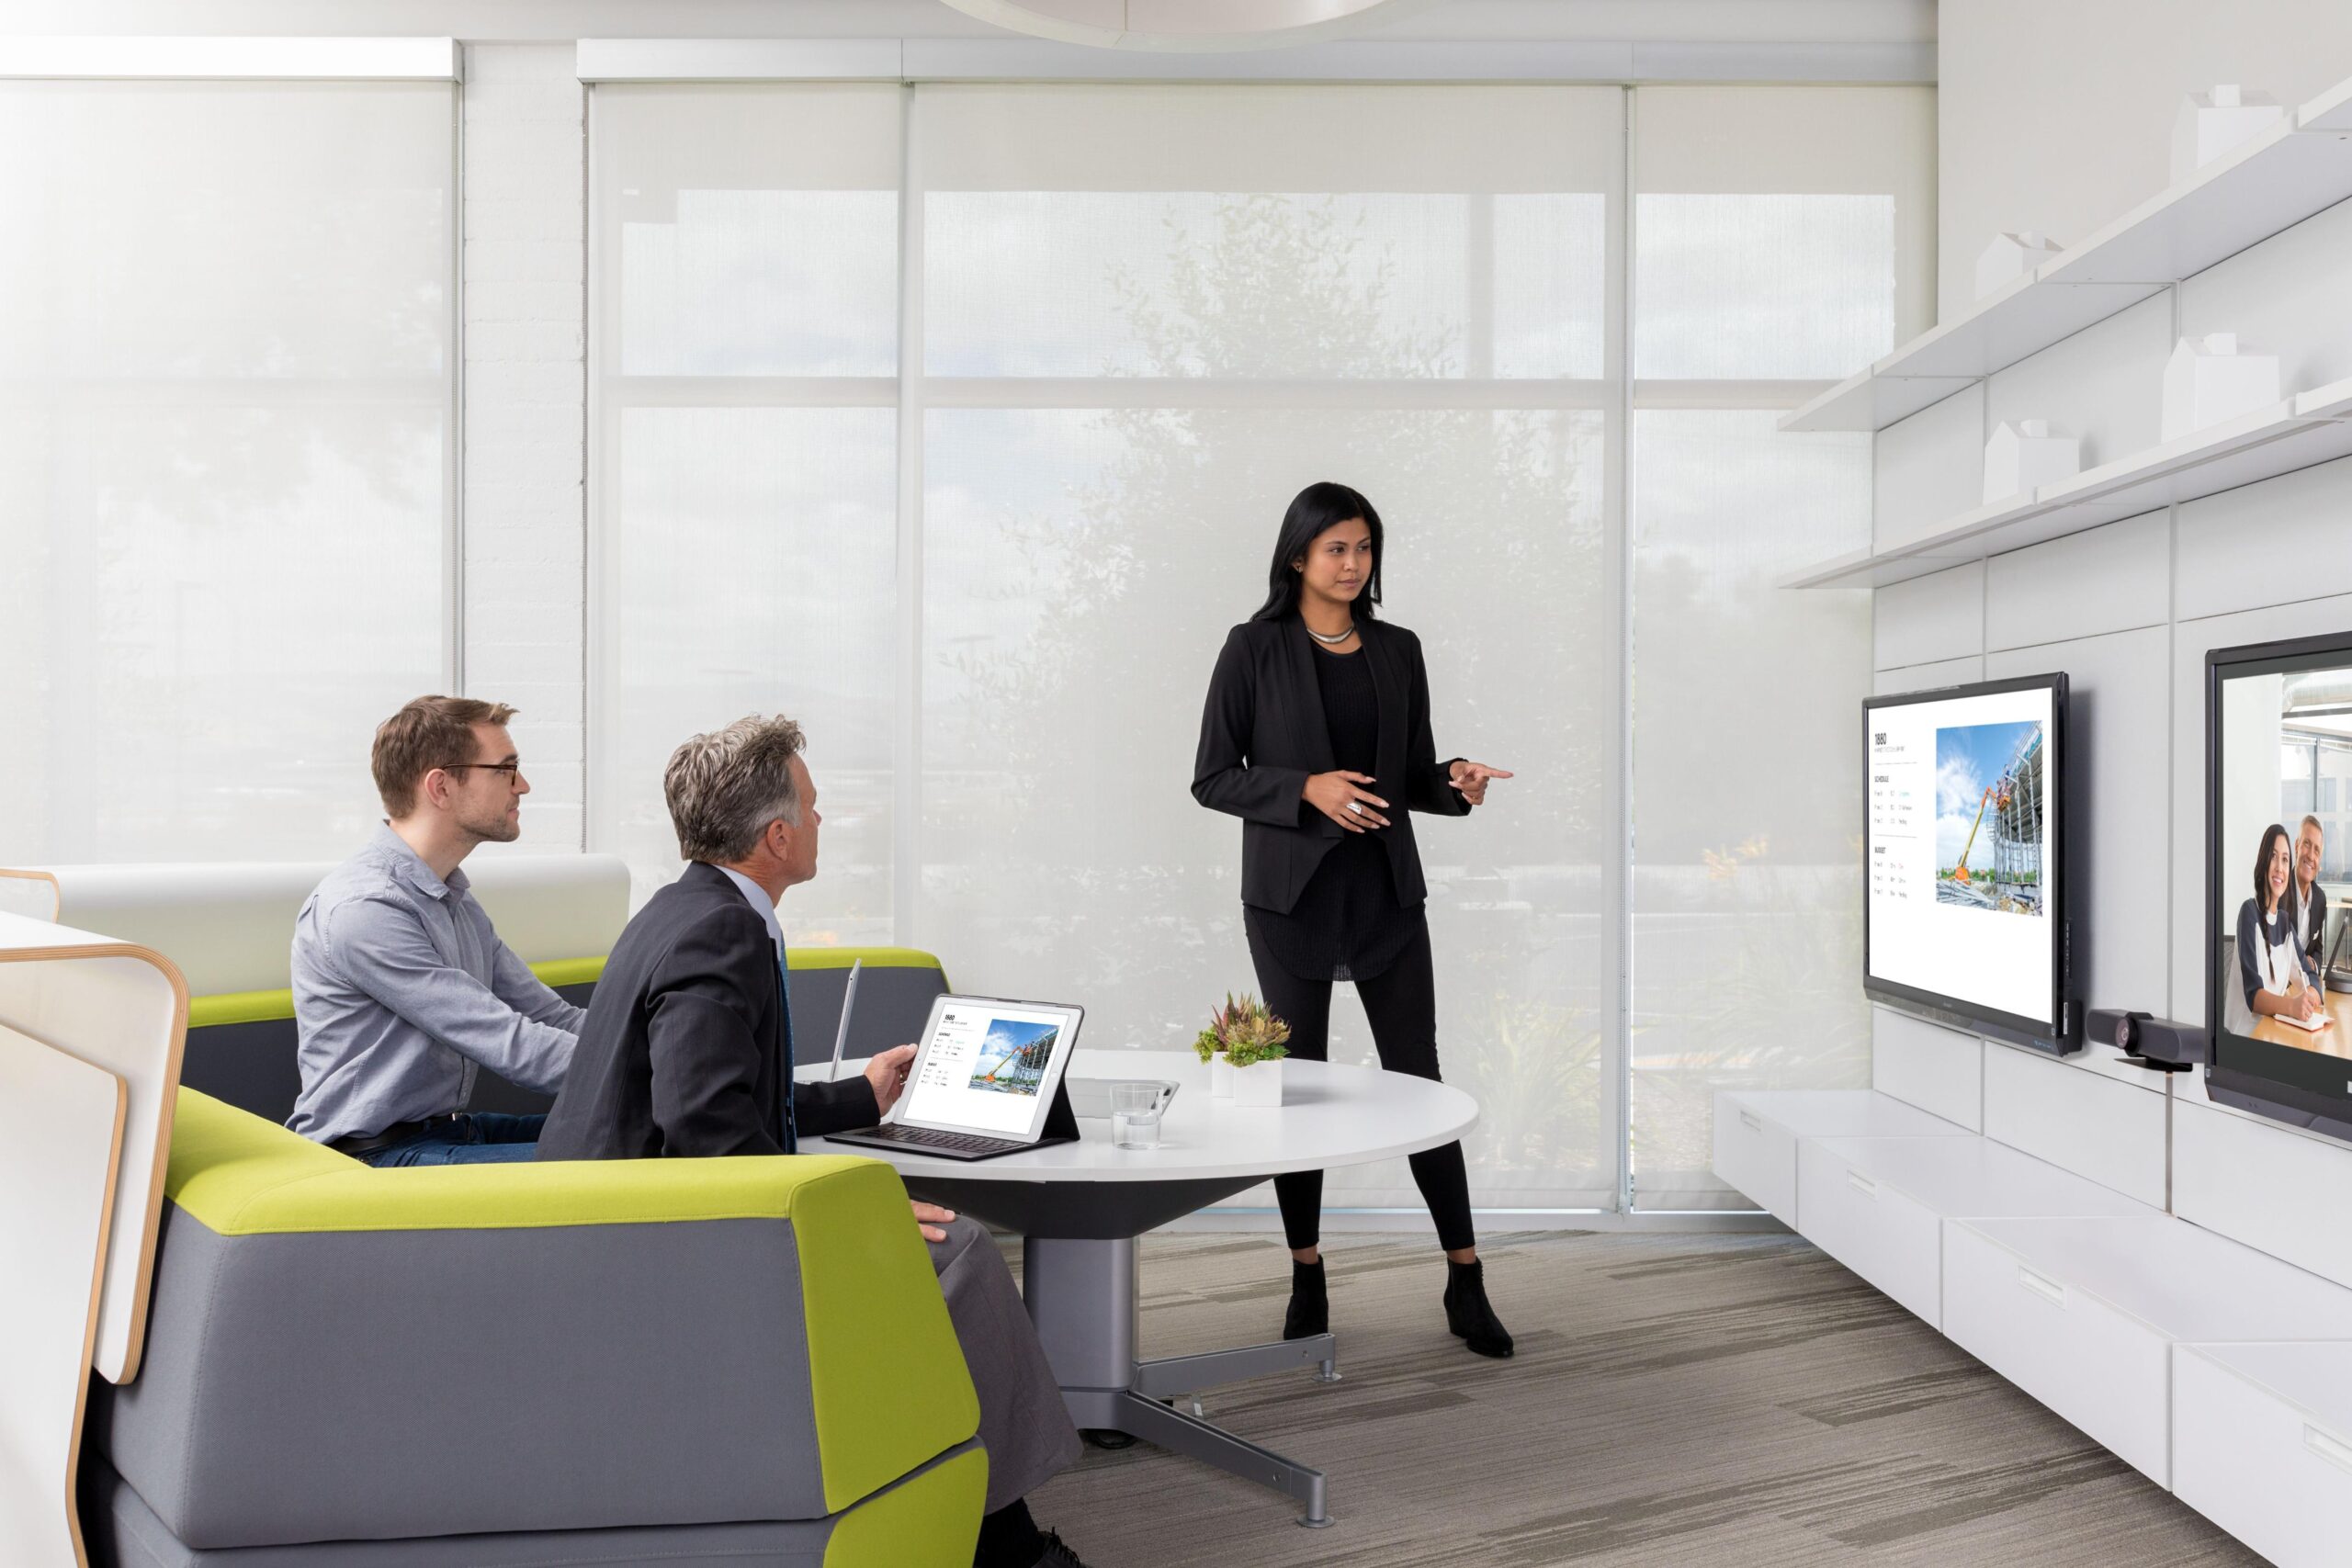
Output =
[
  {"x1": 1975, "y1": 231, "x2": 2064, "y2": 299},
  {"x1": 1983, "y1": 420, "x2": 2082, "y2": 503},
  {"x1": 2172, "y1": 85, "x2": 2284, "y2": 184},
  {"x1": 2160, "y1": 333, "x2": 2280, "y2": 442}
]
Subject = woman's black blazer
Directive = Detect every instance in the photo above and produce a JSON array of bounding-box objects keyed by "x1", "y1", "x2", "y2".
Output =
[{"x1": 1192, "y1": 615, "x2": 1469, "y2": 915}]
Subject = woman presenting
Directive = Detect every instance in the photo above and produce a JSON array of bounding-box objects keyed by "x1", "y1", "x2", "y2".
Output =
[
  {"x1": 2229, "y1": 822, "x2": 2328, "y2": 1037},
  {"x1": 1191, "y1": 480, "x2": 1515, "y2": 1360}
]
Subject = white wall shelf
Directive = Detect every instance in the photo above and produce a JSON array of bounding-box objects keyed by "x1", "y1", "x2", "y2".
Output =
[
  {"x1": 1785, "y1": 375, "x2": 2352, "y2": 589},
  {"x1": 1781, "y1": 73, "x2": 2352, "y2": 435}
]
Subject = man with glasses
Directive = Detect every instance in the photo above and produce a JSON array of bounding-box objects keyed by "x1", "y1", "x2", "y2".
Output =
[{"x1": 288, "y1": 695, "x2": 585, "y2": 1165}]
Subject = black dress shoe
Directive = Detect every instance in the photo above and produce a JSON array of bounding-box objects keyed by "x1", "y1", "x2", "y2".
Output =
[
  {"x1": 1283, "y1": 1258, "x2": 1329, "y2": 1339},
  {"x1": 1034, "y1": 1529, "x2": 1091, "y2": 1567},
  {"x1": 1443, "y1": 1258, "x2": 1514, "y2": 1359}
]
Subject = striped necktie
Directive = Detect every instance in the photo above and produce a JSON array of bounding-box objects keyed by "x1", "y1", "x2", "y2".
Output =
[{"x1": 775, "y1": 951, "x2": 799, "y2": 1156}]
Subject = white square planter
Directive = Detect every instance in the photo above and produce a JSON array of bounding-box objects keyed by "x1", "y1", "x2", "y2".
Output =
[
  {"x1": 1232, "y1": 1060, "x2": 1283, "y2": 1108},
  {"x1": 1207, "y1": 1055, "x2": 1235, "y2": 1099},
  {"x1": 2161, "y1": 333, "x2": 2278, "y2": 442},
  {"x1": 1982, "y1": 419, "x2": 2080, "y2": 503},
  {"x1": 2172, "y1": 85, "x2": 2284, "y2": 185}
]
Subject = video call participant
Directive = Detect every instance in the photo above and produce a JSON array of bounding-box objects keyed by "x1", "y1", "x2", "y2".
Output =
[
  {"x1": 2292, "y1": 814, "x2": 2330, "y2": 985},
  {"x1": 1192, "y1": 480, "x2": 1516, "y2": 1360},
  {"x1": 288, "y1": 697, "x2": 585, "y2": 1165},
  {"x1": 537, "y1": 716, "x2": 1090, "y2": 1568},
  {"x1": 2231, "y1": 821, "x2": 2328, "y2": 1035}
]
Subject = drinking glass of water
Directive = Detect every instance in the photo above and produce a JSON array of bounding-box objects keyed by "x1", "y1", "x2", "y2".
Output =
[{"x1": 1111, "y1": 1081, "x2": 1165, "y2": 1150}]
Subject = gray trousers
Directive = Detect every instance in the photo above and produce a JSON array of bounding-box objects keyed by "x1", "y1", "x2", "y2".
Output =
[{"x1": 929, "y1": 1216, "x2": 1082, "y2": 1514}]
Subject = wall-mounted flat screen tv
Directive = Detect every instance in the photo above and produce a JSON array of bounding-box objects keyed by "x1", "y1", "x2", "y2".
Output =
[
  {"x1": 1864, "y1": 673, "x2": 2075, "y2": 1055},
  {"x1": 2207, "y1": 633, "x2": 2352, "y2": 1138}
]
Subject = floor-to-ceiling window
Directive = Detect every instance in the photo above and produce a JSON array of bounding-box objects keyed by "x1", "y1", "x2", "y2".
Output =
[
  {"x1": 0, "y1": 74, "x2": 458, "y2": 863},
  {"x1": 1626, "y1": 86, "x2": 1933, "y2": 1208},
  {"x1": 588, "y1": 77, "x2": 1929, "y2": 1214}
]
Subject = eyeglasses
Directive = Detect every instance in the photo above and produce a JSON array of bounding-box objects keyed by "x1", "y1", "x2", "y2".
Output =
[{"x1": 442, "y1": 762, "x2": 522, "y2": 781}]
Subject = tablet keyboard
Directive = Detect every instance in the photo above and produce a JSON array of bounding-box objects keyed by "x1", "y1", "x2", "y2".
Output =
[{"x1": 844, "y1": 1123, "x2": 1026, "y2": 1156}]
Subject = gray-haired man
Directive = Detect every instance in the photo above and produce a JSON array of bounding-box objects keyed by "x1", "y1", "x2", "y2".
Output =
[{"x1": 539, "y1": 716, "x2": 1090, "y2": 1568}]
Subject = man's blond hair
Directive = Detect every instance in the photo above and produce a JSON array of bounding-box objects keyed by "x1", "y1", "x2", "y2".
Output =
[
  {"x1": 372, "y1": 695, "x2": 518, "y2": 818},
  {"x1": 665, "y1": 716, "x2": 806, "y2": 863}
]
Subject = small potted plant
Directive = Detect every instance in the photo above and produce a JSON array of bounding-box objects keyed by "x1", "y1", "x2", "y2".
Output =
[{"x1": 1195, "y1": 992, "x2": 1290, "y2": 1107}]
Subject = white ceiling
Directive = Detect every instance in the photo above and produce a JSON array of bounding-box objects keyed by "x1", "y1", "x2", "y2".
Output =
[{"x1": 0, "y1": 0, "x2": 1938, "y2": 47}]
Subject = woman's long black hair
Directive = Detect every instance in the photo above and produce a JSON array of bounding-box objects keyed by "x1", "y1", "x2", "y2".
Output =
[
  {"x1": 1250, "y1": 481, "x2": 1384, "y2": 623},
  {"x1": 2254, "y1": 821, "x2": 2292, "y2": 917}
]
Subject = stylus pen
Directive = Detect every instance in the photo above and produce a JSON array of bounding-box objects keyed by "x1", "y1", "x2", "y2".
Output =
[{"x1": 828, "y1": 959, "x2": 863, "y2": 1081}]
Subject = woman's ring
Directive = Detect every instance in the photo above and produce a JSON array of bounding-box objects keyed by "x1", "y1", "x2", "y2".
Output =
[{"x1": 1347, "y1": 801, "x2": 1364, "y2": 815}]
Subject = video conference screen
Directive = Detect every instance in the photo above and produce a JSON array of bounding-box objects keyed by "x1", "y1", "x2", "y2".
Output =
[
  {"x1": 1866, "y1": 680, "x2": 2060, "y2": 1037},
  {"x1": 2211, "y1": 649, "x2": 2352, "y2": 1102}
]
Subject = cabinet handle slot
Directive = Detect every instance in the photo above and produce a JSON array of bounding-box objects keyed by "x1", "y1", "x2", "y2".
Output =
[
  {"x1": 2305, "y1": 1424, "x2": 2352, "y2": 1475},
  {"x1": 2016, "y1": 1267, "x2": 2066, "y2": 1307},
  {"x1": 1845, "y1": 1169, "x2": 1878, "y2": 1199},
  {"x1": 1738, "y1": 1110, "x2": 1763, "y2": 1133}
]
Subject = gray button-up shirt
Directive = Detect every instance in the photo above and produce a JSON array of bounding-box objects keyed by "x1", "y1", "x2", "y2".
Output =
[{"x1": 288, "y1": 825, "x2": 587, "y2": 1144}]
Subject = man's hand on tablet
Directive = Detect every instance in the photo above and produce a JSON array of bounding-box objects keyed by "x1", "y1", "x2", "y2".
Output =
[
  {"x1": 863, "y1": 1043, "x2": 917, "y2": 1113},
  {"x1": 911, "y1": 1201, "x2": 956, "y2": 1244}
]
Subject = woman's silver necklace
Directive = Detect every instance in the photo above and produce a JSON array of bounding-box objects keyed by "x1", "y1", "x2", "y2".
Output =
[{"x1": 1306, "y1": 622, "x2": 1356, "y2": 645}]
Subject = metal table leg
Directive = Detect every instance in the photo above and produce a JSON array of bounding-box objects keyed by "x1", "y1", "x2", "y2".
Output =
[{"x1": 1023, "y1": 1235, "x2": 1338, "y2": 1528}]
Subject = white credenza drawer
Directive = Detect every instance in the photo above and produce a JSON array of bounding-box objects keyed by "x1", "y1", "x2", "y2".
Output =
[
  {"x1": 1941, "y1": 1220, "x2": 2173, "y2": 1484},
  {"x1": 1795, "y1": 1141, "x2": 1944, "y2": 1323},
  {"x1": 1713, "y1": 1096, "x2": 1800, "y2": 1225},
  {"x1": 2174, "y1": 1343, "x2": 2352, "y2": 1568},
  {"x1": 1796, "y1": 1135, "x2": 2150, "y2": 1331},
  {"x1": 1942, "y1": 1216, "x2": 2352, "y2": 1495},
  {"x1": 1711, "y1": 1089, "x2": 1971, "y2": 1229}
]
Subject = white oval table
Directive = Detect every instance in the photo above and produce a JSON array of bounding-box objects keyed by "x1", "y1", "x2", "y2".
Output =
[{"x1": 798, "y1": 1047, "x2": 1477, "y2": 1528}]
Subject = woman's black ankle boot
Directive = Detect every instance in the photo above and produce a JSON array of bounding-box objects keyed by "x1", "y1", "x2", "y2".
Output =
[
  {"x1": 1283, "y1": 1258, "x2": 1329, "y2": 1339},
  {"x1": 1443, "y1": 1258, "x2": 1514, "y2": 1359}
]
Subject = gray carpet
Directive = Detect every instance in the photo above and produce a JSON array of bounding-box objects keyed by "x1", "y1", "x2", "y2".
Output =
[{"x1": 1021, "y1": 1231, "x2": 2263, "y2": 1567}]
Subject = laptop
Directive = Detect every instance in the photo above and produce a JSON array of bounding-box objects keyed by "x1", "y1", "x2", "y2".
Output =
[{"x1": 823, "y1": 993, "x2": 1085, "y2": 1162}]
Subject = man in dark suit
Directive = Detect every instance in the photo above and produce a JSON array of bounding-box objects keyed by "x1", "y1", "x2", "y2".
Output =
[
  {"x1": 2294, "y1": 814, "x2": 2332, "y2": 987},
  {"x1": 539, "y1": 716, "x2": 1088, "y2": 1568}
]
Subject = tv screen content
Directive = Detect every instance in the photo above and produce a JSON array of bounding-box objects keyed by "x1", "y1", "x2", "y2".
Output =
[
  {"x1": 2207, "y1": 634, "x2": 2352, "y2": 1133},
  {"x1": 1864, "y1": 675, "x2": 2073, "y2": 1053}
]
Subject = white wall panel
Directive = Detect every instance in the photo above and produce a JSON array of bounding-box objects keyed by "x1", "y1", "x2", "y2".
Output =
[
  {"x1": 1982, "y1": 293, "x2": 2174, "y2": 475},
  {"x1": 1871, "y1": 1004, "x2": 1984, "y2": 1129},
  {"x1": 2179, "y1": 192, "x2": 2352, "y2": 406},
  {"x1": 2175, "y1": 1095, "x2": 2352, "y2": 1292},
  {"x1": 1983, "y1": 1041, "x2": 2168, "y2": 1208},
  {"x1": 2176, "y1": 453, "x2": 2352, "y2": 623},
  {"x1": 1872, "y1": 385, "x2": 1985, "y2": 552},
  {"x1": 1872, "y1": 656, "x2": 1984, "y2": 695},
  {"x1": 1984, "y1": 513, "x2": 2169, "y2": 652},
  {"x1": 1873, "y1": 562, "x2": 1986, "y2": 671}
]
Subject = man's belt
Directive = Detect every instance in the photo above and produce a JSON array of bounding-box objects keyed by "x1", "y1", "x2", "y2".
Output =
[{"x1": 332, "y1": 1113, "x2": 465, "y2": 1158}]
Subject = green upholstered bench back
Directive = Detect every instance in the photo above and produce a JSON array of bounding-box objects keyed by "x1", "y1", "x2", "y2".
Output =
[
  {"x1": 181, "y1": 947, "x2": 952, "y2": 1125},
  {"x1": 112, "y1": 1089, "x2": 986, "y2": 1554}
]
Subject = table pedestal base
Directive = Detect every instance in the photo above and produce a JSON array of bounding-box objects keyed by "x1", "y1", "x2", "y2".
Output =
[{"x1": 1024, "y1": 1235, "x2": 1338, "y2": 1528}]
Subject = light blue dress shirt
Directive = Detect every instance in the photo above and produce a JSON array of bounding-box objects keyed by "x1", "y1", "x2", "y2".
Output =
[
  {"x1": 288, "y1": 825, "x2": 587, "y2": 1144},
  {"x1": 715, "y1": 863, "x2": 799, "y2": 1151}
]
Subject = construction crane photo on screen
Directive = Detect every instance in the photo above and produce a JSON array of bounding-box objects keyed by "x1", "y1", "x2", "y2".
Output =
[{"x1": 1938, "y1": 728, "x2": 2044, "y2": 915}]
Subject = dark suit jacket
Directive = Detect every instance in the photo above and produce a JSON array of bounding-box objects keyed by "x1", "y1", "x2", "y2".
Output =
[
  {"x1": 2297, "y1": 879, "x2": 2332, "y2": 982},
  {"x1": 537, "y1": 862, "x2": 877, "y2": 1160},
  {"x1": 1192, "y1": 615, "x2": 1470, "y2": 915}
]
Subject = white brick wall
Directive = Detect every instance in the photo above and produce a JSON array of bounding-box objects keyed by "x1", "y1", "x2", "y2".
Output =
[{"x1": 459, "y1": 42, "x2": 585, "y2": 853}]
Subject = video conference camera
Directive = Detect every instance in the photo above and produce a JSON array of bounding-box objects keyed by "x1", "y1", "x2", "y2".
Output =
[{"x1": 2086, "y1": 1009, "x2": 2211, "y2": 1072}]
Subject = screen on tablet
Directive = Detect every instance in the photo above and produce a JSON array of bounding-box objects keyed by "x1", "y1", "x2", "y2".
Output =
[{"x1": 901, "y1": 998, "x2": 1080, "y2": 1137}]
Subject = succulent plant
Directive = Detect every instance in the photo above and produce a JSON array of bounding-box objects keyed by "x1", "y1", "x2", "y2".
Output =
[{"x1": 1193, "y1": 990, "x2": 1291, "y2": 1066}]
